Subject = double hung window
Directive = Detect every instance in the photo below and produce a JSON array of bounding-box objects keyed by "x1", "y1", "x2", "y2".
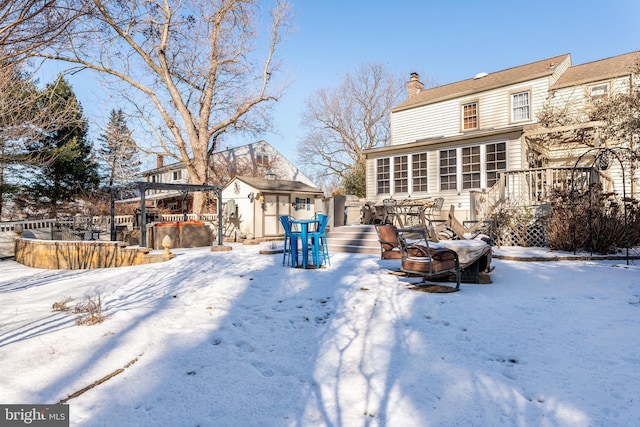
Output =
[
  {"x1": 461, "y1": 102, "x2": 478, "y2": 130},
  {"x1": 412, "y1": 153, "x2": 428, "y2": 192},
  {"x1": 439, "y1": 149, "x2": 457, "y2": 191},
  {"x1": 511, "y1": 91, "x2": 530, "y2": 122},
  {"x1": 486, "y1": 142, "x2": 507, "y2": 187},
  {"x1": 376, "y1": 158, "x2": 390, "y2": 194},
  {"x1": 461, "y1": 146, "x2": 481, "y2": 189},
  {"x1": 393, "y1": 156, "x2": 408, "y2": 193}
]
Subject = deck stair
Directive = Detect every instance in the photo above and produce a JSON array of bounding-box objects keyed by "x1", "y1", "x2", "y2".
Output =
[{"x1": 326, "y1": 225, "x2": 380, "y2": 255}]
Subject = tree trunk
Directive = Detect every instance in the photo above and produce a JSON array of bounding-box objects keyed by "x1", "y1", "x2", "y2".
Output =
[{"x1": 187, "y1": 148, "x2": 210, "y2": 214}]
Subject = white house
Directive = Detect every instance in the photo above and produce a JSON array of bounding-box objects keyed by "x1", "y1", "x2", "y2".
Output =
[
  {"x1": 364, "y1": 51, "x2": 640, "y2": 221},
  {"x1": 140, "y1": 140, "x2": 317, "y2": 213}
]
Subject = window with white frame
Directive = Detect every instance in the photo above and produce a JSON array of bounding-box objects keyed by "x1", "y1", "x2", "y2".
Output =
[
  {"x1": 439, "y1": 149, "x2": 457, "y2": 191},
  {"x1": 172, "y1": 170, "x2": 182, "y2": 181},
  {"x1": 394, "y1": 155, "x2": 408, "y2": 193},
  {"x1": 589, "y1": 83, "x2": 609, "y2": 103},
  {"x1": 461, "y1": 101, "x2": 478, "y2": 130},
  {"x1": 462, "y1": 146, "x2": 481, "y2": 189},
  {"x1": 486, "y1": 142, "x2": 507, "y2": 187},
  {"x1": 439, "y1": 143, "x2": 507, "y2": 192},
  {"x1": 376, "y1": 158, "x2": 390, "y2": 194},
  {"x1": 511, "y1": 91, "x2": 530, "y2": 122},
  {"x1": 412, "y1": 153, "x2": 428, "y2": 192}
]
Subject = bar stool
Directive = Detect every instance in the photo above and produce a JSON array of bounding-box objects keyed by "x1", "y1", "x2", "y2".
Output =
[
  {"x1": 279, "y1": 215, "x2": 300, "y2": 266},
  {"x1": 308, "y1": 213, "x2": 330, "y2": 267}
]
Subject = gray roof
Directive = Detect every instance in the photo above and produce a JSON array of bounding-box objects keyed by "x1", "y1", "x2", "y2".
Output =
[
  {"x1": 234, "y1": 176, "x2": 324, "y2": 195},
  {"x1": 393, "y1": 54, "x2": 570, "y2": 112},
  {"x1": 551, "y1": 51, "x2": 640, "y2": 90}
]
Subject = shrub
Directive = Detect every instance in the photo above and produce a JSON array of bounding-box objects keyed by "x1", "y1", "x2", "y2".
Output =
[
  {"x1": 52, "y1": 296, "x2": 75, "y2": 312},
  {"x1": 74, "y1": 293, "x2": 104, "y2": 325},
  {"x1": 546, "y1": 184, "x2": 640, "y2": 253}
]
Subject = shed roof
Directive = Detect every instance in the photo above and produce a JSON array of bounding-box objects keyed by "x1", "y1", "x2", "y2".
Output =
[
  {"x1": 392, "y1": 54, "x2": 570, "y2": 112},
  {"x1": 233, "y1": 176, "x2": 324, "y2": 195}
]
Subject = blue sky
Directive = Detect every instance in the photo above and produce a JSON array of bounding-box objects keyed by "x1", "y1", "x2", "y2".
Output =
[{"x1": 46, "y1": 0, "x2": 640, "y2": 171}]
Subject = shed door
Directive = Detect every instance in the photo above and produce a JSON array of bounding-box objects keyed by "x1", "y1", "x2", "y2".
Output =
[{"x1": 263, "y1": 194, "x2": 290, "y2": 236}]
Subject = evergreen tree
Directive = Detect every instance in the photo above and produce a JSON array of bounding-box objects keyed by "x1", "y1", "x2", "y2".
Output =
[
  {"x1": 97, "y1": 109, "x2": 140, "y2": 187},
  {"x1": 17, "y1": 77, "x2": 99, "y2": 216},
  {"x1": 341, "y1": 160, "x2": 366, "y2": 198},
  {"x1": 0, "y1": 62, "x2": 34, "y2": 219}
]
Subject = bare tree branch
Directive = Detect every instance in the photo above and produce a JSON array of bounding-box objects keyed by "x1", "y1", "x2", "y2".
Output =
[
  {"x1": 0, "y1": 0, "x2": 88, "y2": 62},
  {"x1": 297, "y1": 62, "x2": 404, "y2": 189},
  {"x1": 32, "y1": 0, "x2": 291, "y2": 212}
]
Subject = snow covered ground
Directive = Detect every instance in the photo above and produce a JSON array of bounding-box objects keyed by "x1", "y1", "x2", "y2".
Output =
[{"x1": 1, "y1": 243, "x2": 639, "y2": 426}]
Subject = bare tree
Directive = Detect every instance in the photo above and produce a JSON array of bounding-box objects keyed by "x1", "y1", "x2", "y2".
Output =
[
  {"x1": 0, "y1": 0, "x2": 87, "y2": 160},
  {"x1": 297, "y1": 62, "x2": 405, "y2": 195},
  {"x1": 34, "y1": 0, "x2": 291, "y2": 213},
  {"x1": 589, "y1": 58, "x2": 640, "y2": 156},
  {"x1": 0, "y1": 0, "x2": 87, "y2": 61},
  {"x1": 209, "y1": 151, "x2": 282, "y2": 187}
]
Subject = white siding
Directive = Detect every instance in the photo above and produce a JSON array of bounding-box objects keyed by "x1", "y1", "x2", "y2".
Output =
[
  {"x1": 549, "y1": 55, "x2": 572, "y2": 85},
  {"x1": 221, "y1": 179, "x2": 256, "y2": 238},
  {"x1": 391, "y1": 77, "x2": 550, "y2": 146},
  {"x1": 550, "y1": 75, "x2": 632, "y2": 119},
  {"x1": 365, "y1": 134, "x2": 523, "y2": 220},
  {"x1": 369, "y1": 52, "x2": 638, "y2": 221}
]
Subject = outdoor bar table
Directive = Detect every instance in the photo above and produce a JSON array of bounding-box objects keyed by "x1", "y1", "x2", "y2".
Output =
[
  {"x1": 397, "y1": 199, "x2": 434, "y2": 226},
  {"x1": 289, "y1": 218, "x2": 320, "y2": 269}
]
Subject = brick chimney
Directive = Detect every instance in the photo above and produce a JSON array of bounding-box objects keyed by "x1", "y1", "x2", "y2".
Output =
[
  {"x1": 157, "y1": 154, "x2": 164, "y2": 169},
  {"x1": 407, "y1": 72, "x2": 424, "y2": 99}
]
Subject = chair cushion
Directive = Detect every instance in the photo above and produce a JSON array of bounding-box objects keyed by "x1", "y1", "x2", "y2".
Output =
[
  {"x1": 381, "y1": 249, "x2": 401, "y2": 259},
  {"x1": 376, "y1": 225, "x2": 399, "y2": 251},
  {"x1": 402, "y1": 257, "x2": 457, "y2": 274},
  {"x1": 406, "y1": 245, "x2": 456, "y2": 261}
]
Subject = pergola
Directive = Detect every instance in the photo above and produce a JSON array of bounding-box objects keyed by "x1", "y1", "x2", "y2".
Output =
[{"x1": 110, "y1": 181, "x2": 224, "y2": 248}]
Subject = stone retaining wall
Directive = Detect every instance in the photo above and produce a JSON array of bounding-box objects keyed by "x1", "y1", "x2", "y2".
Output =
[{"x1": 14, "y1": 238, "x2": 175, "y2": 270}]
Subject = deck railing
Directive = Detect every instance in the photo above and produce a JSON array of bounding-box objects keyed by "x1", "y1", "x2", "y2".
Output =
[
  {"x1": 471, "y1": 166, "x2": 596, "y2": 220},
  {"x1": 0, "y1": 219, "x2": 58, "y2": 232},
  {"x1": 501, "y1": 166, "x2": 595, "y2": 206},
  {"x1": 1, "y1": 213, "x2": 223, "y2": 258}
]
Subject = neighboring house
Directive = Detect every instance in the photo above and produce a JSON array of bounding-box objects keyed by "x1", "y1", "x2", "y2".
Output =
[
  {"x1": 364, "y1": 51, "x2": 640, "y2": 221},
  {"x1": 222, "y1": 175, "x2": 324, "y2": 239},
  {"x1": 140, "y1": 140, "x2": 316, "y2": 212}
]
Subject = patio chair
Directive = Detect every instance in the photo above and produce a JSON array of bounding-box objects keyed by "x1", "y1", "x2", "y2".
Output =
[
  {"x1": 425, "y1": 197, "x2": 444, "y2": 221},
  {"x1": 375, "y1": 224, "x2": 402, "y2": 259},
  {"x1": 445, "y1": 205, "x2": 493, "y2": 243},
  {"x1": 383, "y1": 198, "x2": 403, "y2": 227},
  {"x1": 279, "y1": 215, "x2": 301, "y2": 266},
  {"x1": 396, "y1": 227, "x2": 461, "y2": 292},
  {"x1": 361, "y1": 202, "x2": 376, "y2": 225},
  {"x1": 308, "y1": 213, "x2": 330, "y2": 266},
  {"x1": 375, "y1": 223, "x2": 439, "y2": 260}
]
